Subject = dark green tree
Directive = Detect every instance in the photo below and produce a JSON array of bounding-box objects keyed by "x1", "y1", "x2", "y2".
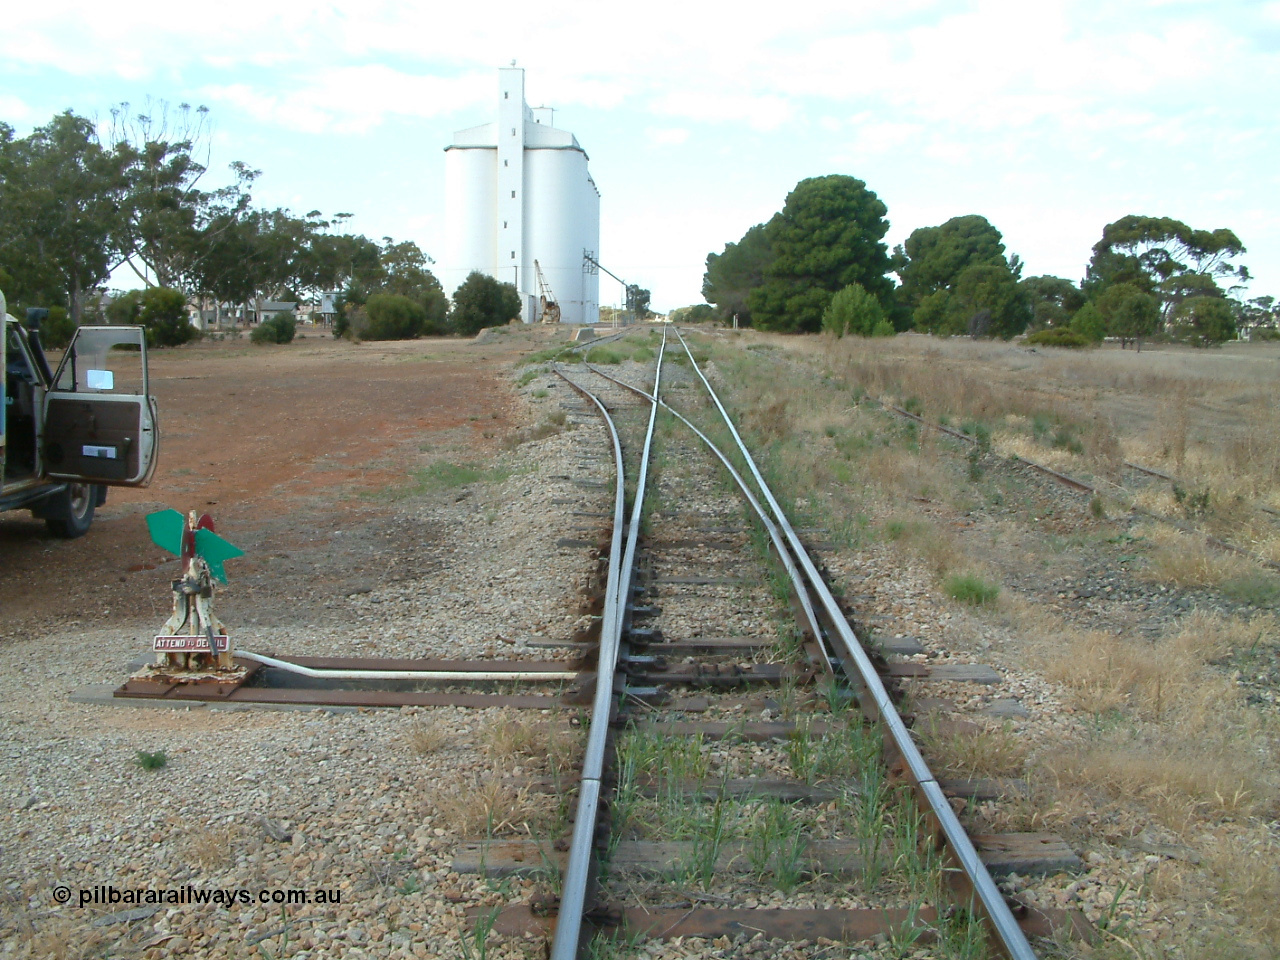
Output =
[
  {"x1": 339, "y1": 238, "x2": 445, "y2": 332},
  {"x1": 747, "y1": 175, "x2": 893, "y2": 333},
  {"x1": 249, "y1": 314, "x2": 296, "y2": 343},
  {"x1": 626, "y1": 284, "x2": 652, "y2": 319},
  {"x1": 1156, "y1": 270, "x2": 1227, "y2": 322},
  {"x1": 952, "y1": 263, "x2": 1030, "y2": 339},
  {"x1": 1020, "y1": 275, "x2": 1085, "y2": 329},
  {"x1": 138, "y1": 286, "x2": 198, "y2": 346},
  {"x1": 1095, "y1": 283, "x2": 1160, "y2": 350},
  {"x1": 1172, "y1": 296, "x2": 1236, "y2": 346},
  {"x1": 822, "y1": 282, "x2": 889, "y2": 338},
  {"x1": 38, "y1": 307, "x2": 78, "y2": 349},
  {"x1": 362, "y1": 293, "x2": 427, "y2": 340},
  {"x1": 1069, "y1": 302, "x2": 1107, "y2": 343},
  {"x1": 106, "y1": 289, "x2": 144, "y2": 325},
  {"x1": 1235, "y1": 295, "x2": 1277, "y2": 338},
  {"x1": 191, "y1": 212, "x2": 258, "y2": 321},
  {"x1": 912, "y1": 261, "x2": 1029, "y2": 339},
  {"x1": 108, "y1": 101, "x2": 256, "y2": 293},
  {"x1": 670, "y1": 304, "x2": 715, "y2": 324},
  {"x1": 317, "y1": 231, "x2": 382, "y2": 294},
  {"x1": 449, "y1": 272, "x2": 522, "y2": 336},
  {"x1": 892, "y1": 215, "x2": 1008, "y2": 318},
  {"x1": 702, "y1": 223, "x2": 772, "y2": 325},
  {"x1": 377, "y1": 239, "x2": 446, "y2": 322}
]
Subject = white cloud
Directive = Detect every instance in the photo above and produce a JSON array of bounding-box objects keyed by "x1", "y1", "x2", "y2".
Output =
[
  {"x1": 201, "y1": 68, "x2": 489, "y2": 134},
  {"x1": 4, "y1": 0, "x2": 1279, "y2": 301},
  {"x1": 648, "y1": 91, "x2": 792, "y2": 131},
  {"x1": 647, "y1": 126, "x2": 690, "y2": 146},
  {"x1": 0, "y1": 94, "x2": 33, "y2": 124}
]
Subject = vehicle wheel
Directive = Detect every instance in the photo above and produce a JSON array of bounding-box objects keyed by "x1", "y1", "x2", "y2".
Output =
[{"x1": 44, "y1": 483, "x2": 96, "y2": 538}]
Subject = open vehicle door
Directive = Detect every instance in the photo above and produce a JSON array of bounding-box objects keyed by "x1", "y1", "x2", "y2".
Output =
[{"x1": 42, "y1": 326, "x2": 158, "y2": 486}]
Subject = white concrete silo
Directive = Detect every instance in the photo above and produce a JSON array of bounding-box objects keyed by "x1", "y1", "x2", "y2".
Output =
[
  {"x1": 443, "y1": 126, "x2": 497, "y2": 291},
  {"x1": 443, "y1": 67, "x2": 600, "y2": 324}
]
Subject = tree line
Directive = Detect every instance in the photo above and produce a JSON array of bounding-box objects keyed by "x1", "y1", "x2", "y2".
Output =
[
  {"x1": 0, "y1": 104, "x2": 522, "y2": 345},
  {"x1": 702, "y1": 175, "x2": 1277, "y2": 346}
]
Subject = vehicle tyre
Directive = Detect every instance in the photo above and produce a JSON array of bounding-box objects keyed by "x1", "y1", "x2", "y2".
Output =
[{"x1": 44, "y1": 483, "x2": 97, "y2": 538}]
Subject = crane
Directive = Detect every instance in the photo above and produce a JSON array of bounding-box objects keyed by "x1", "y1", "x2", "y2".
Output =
[
  {"x1": 533, "y1": 260, "x2": 560, "y2": 324},
  {"x1": 582, "y1": 253, "x2": 645, "y2": 325}
]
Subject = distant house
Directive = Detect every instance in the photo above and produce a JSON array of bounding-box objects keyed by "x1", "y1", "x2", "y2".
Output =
[{"x1": 257, "y1": 301, "x2": 298, "y2": 322}]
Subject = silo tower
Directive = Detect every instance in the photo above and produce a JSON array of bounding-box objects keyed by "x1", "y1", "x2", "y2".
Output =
[{"x1": 443, "y1": 67, "x2": 601, "y2": 325}]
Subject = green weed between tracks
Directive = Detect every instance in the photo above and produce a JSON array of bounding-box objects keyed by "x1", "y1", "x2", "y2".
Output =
[{"x1": 606, "y1": 716, "x2": 949, "y2": 901}]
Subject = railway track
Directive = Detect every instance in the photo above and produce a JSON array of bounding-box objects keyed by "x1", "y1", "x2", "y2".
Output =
[
  {"x1": 108, "y1": 323, "x2": 1091, "y2": 955},
  {"x1": 450, "y1": 329, "x2": 1089, "y2": 959},
  {"x1": 881, "y1": 401, "x2": 1280, "y2": 574}
]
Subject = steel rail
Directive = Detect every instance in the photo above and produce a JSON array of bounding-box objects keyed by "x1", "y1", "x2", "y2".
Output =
[
  {"x1": 882, "y1": 399, "x2": 1280, "y2": 574},
  {"x1": 549, "y1": 333, "x2": 666, "y2": 960},
  {"x1": 235, "y1": 651, "x2": 578, "y2": 682},
  {"x1": 582, "y1": 362, "x2": 829, "y2": 671},
  {"x1": 671, "y1": 327, "x2": 1038, "y2": 960},
  {"x1": 1123, "y1": 459, "x2": 1280, "y2": 520},
  {"x1": 564, "y1": 330, "x2": 628, "y2": 353}
]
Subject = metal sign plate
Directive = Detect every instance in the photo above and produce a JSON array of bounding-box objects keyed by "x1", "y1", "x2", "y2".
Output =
[{"x1": 154, "y1": 635, "x2": 230, "y2": 652}]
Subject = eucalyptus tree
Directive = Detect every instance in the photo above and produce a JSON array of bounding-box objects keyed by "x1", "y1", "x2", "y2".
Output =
[
  {"x1": 1085, "y1": 215, "x2": 1249, "y2": 323},
  {"x1": 0, "y1": 112, "x2": 129, "y2": 319}
]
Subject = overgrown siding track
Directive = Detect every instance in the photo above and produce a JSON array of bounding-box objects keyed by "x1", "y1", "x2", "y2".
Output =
[
  {"x1": 882, "y1": 401, "x2": 1280, "y2": 575},
  {"x1": 454, "y1": 329, "x2": 1091, "y2": 959}
]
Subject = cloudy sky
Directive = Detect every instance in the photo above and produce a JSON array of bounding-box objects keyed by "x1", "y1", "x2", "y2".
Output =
[{"x1": 4, "y1": 0, "x2": 1277, "y2": 311}]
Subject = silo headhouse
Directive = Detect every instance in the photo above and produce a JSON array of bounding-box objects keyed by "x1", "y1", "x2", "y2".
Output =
[{"x1": 443, "y1": 67, "x2": 601, "y2": 325}]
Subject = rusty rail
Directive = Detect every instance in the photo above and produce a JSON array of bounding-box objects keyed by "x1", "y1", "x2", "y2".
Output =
[
  {"x1": 883, "y1": 402, "x2": 1280, "y2": 573},
  {"x1": 548, "y1": 332, "x2": 665, "y2": 960},
  {"x1": 673, "y1": 327, "x2": 1038, "y2": 960}
]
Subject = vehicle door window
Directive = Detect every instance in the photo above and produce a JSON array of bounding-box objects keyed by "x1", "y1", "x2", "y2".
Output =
[{"x1": 54, "y1": 327, "x2": 147, "y2": 395}]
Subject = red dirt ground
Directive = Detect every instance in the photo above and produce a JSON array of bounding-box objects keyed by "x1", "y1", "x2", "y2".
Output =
[{"x1": 0, "y1": 332, "x2": 539, "y2": 639}]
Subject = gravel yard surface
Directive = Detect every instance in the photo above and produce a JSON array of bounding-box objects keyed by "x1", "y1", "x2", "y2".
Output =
[
  {"x1": 1, "y1": 329, "x2": 613, "y2": 959},
  {"x1": 4, "y1": 326, "x2": 1276, "y2": 960}
]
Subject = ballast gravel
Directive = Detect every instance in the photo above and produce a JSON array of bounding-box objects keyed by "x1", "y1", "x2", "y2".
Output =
[
  {"x1": 1, "y1": 339, "x2": 1192, "y2": 960},
  {"x1": 0, "y1": 378, "x2": 612, "y2": 960}
]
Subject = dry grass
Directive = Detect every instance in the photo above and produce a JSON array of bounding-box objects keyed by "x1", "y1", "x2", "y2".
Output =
[
  {"x1": 7, "y1": 916, "x2": 106, "y2": 960},
  {"x1": 482, "y1": 710, "x2": 580, "y2": 776},
  {"x1": 862, "y1": 441, "x2": 955, "y2": 504},
  {"x1": 434, "y1": 770, "x2": 540, "y2": 837},
  {"x1": 993, "y1": 432, "x2": 1086, "y2": 475},
  {"x1": 1044, "y1": 611, "x2": 1275, "y2": 710},
  {"x1": 743, "y1": 397, "x2": 792, "y2": 444},
  {"x1": 813, "y1": 334, "x2": 1280, "y2": 517},
  {"x1": 1205, "y1": 828, "x2": 1280, "y2": 943},
  {"x1": 1139, "y1": 523, "x2": 1267, "y2": 588},
  {"x1": 706, "y1": 332, "x2": 1280, "y2": 957},
  {"x1": 878, "y1": 515, "x2": 964, "y2": 579},
  {"x1": 1032, "y1": 611, "x2": 1280, "y2": 823},
  {"x1": 1051, "y1": 736, "x2": 1270, "y2": 824},
  {"x1": 1039, "y1": 612, "x2": 1273, "y2": 720},
  {"x1": 916, "y1": 715, "x2": 1029, "y2": 779},
  {"x1": 1161, "y1": 385, "x2": 1190, "y2": 474},
  {"x1": 427, "y1": 712, "x2": 583, "y2": 839},
  {"x1": 406, "y1": 718, "x2": 449, "y2": 756},
  {"x1": 181, "y1": 821, "x2": 240, "y2": 869}
]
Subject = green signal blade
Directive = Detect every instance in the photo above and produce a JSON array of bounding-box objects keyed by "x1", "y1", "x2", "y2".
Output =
[
  {"x1": 146, "y1": 509, "x2": 186, "y2": 556},
  {"x1": 194, "y1": 528, "x2": 245, "y2": 584}
]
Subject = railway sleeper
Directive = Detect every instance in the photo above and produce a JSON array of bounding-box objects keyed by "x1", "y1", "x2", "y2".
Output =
[
  {"x1": 623, "y1": 662, "x2": 815, "y2": 687},
  {"x1": 517, "y1": 775, "x2": 1030, "y2": 805},
  {"x1": 454, "y1": 833, "x2": 1082, "y2": 880},
  {"x1": 468, "y1": 901, "x2": 1094, "y2": 948}
]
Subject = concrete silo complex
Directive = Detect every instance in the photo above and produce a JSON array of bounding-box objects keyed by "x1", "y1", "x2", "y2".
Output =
[{"x1": 443, "y1": 67, "x2": 601, "y2": 325}]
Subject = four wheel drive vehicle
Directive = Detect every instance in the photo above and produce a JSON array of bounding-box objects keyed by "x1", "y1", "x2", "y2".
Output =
[{"x1": 2, "y1": 291, "x2": 159, "y2": 537}]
